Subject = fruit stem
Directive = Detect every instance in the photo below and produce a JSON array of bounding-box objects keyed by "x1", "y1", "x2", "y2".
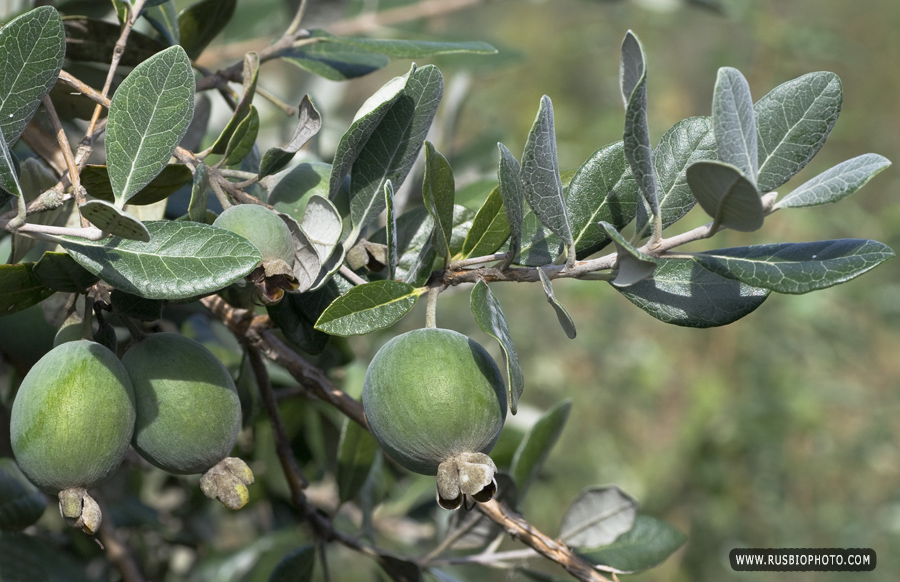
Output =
[{"x1": 426, "y1": 285, "x2": 440, "y2": 329}]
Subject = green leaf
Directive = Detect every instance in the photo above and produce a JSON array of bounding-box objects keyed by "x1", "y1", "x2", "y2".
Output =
[
  {"x1": 774, "y1": 154, "x2": 890, "y2": 210},
  {"x1": 59, "y1": 221, "x2": 261, "y2": 300},
  {"x1": 376, "y1": 553, "x2": 422, "y2": 582},
  {"x1": 81, "y1": 163, "x2": 192, "y2": 206},
  {"x1": 279, "y1": 213, "x2": 321, "y2": 293},
  {"x1": 79, "y1": 200, "x2": 151, "y2": 241},
  {"x1": 370, "y1": 206, "x2": 437, "y2": 285},
  {"x1": 577, "y1": 515, "x2": 687, "y2": 573},
  {"x1": 621, "y1": 31, "x2": 660, "y2": 221},
  {"x1": 0, "y1": 6, "x2": 65, "y2": 145},
  {"x1": 258, "y1": 96, "x2": 322, "y2": 177},
  {"x1": 510, "y1": 399, "x2": 572, "y2": 499},
  {"x1": 109, "y1": 289, "x2": 164, "y2": 321},
  {"x1": 636, "y1": 116, "x2": 717, "y2": 237},
  {"x1": 211, "y1": 52, "x2": 259, "y2": 156},
  {"x1": 188, "y1": 163, "x2": 210, "y2": 222},
  {"x1": 559, "y1": 486, "x2": 638, "y2": 548},
  {"x1": 300, "y1": 194, "x2": 342, "y2": 263},
  {"x1": 347, "y1": 65, "x2": 443, "y2": 243},
  {"x1": 536, "y1": 268, "x2": 576, "y2": 339},
  {"x1": 422, "y1": 141, "x2": 455, "y2": 265},
  {"x1": 336, "y1": 417, "x2": 379, "y2": 504},
  {"x1": 32, "y1": 252, "x2": 99, "y2": 292},
  {"x1": 269, "y1": 545, "x2": 315, "y2": 582},
  {"x1": 177, "y1": 0, "x2": 236, "y2": 60},
  {"x1": 470, "y1": 280, "x2": 524, "y2": 415},
  {"x1": 693, "y1": 239, "x2": 896, "y2": 295},
  {"x1": 222, "y1": 105, "x2": 260, "y2": 166},
  {"x1": 497, "y1": 143, "x2": 525, "y2": 259},
  {"x1": 106, "y1": 45, "x2": 195, "y2": 206},
  {"x1": 283, "y1": 31, "x2": 391, "y2": 81},
  {"x1": 713, "y1": 67, "x2": 758, "y2": 184},
  {"x1": 314, "y1": 280, "x2": 423, "y2": 336},
  {"x1": 63, "y1": 18, "x2": 168, "y2": 66},
  {"x1": 567, "y1": 141, "x2": 639, "y2": 258},
  {"x1": 460, "y1": 186, "x2": 510, "y2": 260},
  {"x1": 615, "y1": 258, "x2": 769, "y2": 328},
  {"x1": 385, "y1": 181, "x2": 398, "y2": 279},
  {"x1": 448, "y1": 204, "x2": 476, "y2": 257},
  {"x1": 0, "y1": 263, "x2": 55, "y2": 316},
  {"x1": 599, "y1": 221, "x2": 656, "y2": 287},
  {"x1": 520, "y1": 95, "x2": 574, "y2": 263},
  {"x1": 756, "y1": 72, "x2": 842, "y2": 192},
  {"x1": 686, "y1": 160, "x2": 763, "y2": 231},
  {"x1": 144, "y1": 1, "x2": 181, "y2": 46},
  {"x1": 0, "y1": 128, "x2": 22, "y2": 199},
  {"x1": 0, "y1": 458, "x2": 46, "y2": 532},
  {"x1": 0, "y1": 532, "x2": 91, "y2": 582},
  {"x1": 514, "y1": 209, "x2": 561, "y2": 267},
  {"x1": 326, "y1": 33, "x2": 497, "y2": 58},
  {"x1": 267, "y1": 281, "x2": 338, "y2": 355}
]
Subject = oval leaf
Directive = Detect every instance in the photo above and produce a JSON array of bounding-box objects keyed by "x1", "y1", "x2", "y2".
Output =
[
  {"x1": 599, "y1": 221, "x2": 657, "y2": 287},
  {"x1": 510, "y1": 399, "x2": 572, "y2": 499},
  {"x1": 300, "y1": 194, "x2": 343, "y2": 263},
  {"x1": 497, "y1": 143, "x2": 525, "y2": 259},
  {"x1": 80, "y1": 200, "x2": 151, "y2": 242},
  {"x1": 774, "y1": 154, "x2": 891, "y2": 210},
  {"x1": 470, "y1": 280, "x2": 524, "y2": 415},
  {"x1": 422, "y1": 141, "x2": 455, "y2": 265},
  {"x1": 81, "y1": 164, "x2": 193, "y2": 206},
  {"x1": 32, "y1": 251, "x2": 99, "y2": 293},
  {"x1": 686, "y1": 160, "x2": 763, "y2": 232},
  {"x1": 59, "y1": 221, "x2": 262, "y2": 300},
  {"x1": 460, "y1": 185, "x2": 510, "y2": 260},
  {"x1": 577, "y1": 515, "x2": 687, "y2": 573},
  {"x1": 324, "y1": 33, "x2": 497, "y2": 58},
  {"x1": 537, "y1": 267, "x2": 576, "y2": 339},
  {"x1": 283, "y1": 34, "x2": 391, "y2": 81},
  {"x1": 713, "y1": 67, "x2": 758, "y2": 184},
  {"x1": 560, "y1": 486, "x2": 638, "y2": 548},
  {"x1": 621, "y1": 32, "x2": 660, "y2": 218},
  {"x1": 615, "y1": 258, "x2": 769, "y2": 328},
  {"x1": 259, "y1": 96, "x2": 322, "y2": 178},
  {"x1": 106, "y1": 45, "x2": 195, "y2": 206},
  {"x1": 0, "y1": 263, "x2": 55, "y2": 316},
  {"x1": 693, "y1": 239, "x2": 895, "y2": 295},
  {"x1": 314, "y1": 280, "x2": 423, "y2": 336},
  {"x1": 211, "y1": 52, "x2": 259, "y2": 156},
  {"x1": 0, "y1": 458, "x2": 46, "y2": 532},
  {"x1": 177, "y1": 0, "x2": 237, "y2": 60},
  {"x1": 0, "y1": 6, "x2": 65, "y2": 145},
  {"x1": 64, "y1": 18, "x2": 168, "y2": 67}
]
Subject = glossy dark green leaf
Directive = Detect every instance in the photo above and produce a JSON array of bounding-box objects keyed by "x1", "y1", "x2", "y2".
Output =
[
  {"x1": 188, "y1": 163, "x2": 210, "y2": 222},
  {"x1": 144, "y1": 1, "x2": 180, "y2": 46},
  {"x1": 81, "y1": 163, "x2": 192, "y2": 206},
  {"x1": 59, "y1": 221, "x2": 261, "y2": 300},
  {"x1": 283, "y1": 32, "x2": 391, "y2": 81},
  {"x1": 258, "y1": 96, "x2": 322, "y2": 177},
  {"x1": 422, "y1": 141, "x2": 455, "y2": 265},
  {"x1": 755, "y1": 72, "x2": 842, "y2": 192},
  {"x1": 211, "y1": 52, "x2": 259, "y2": 156},
  {"x1": 686, "y1": 160, "x2": 763, "y2": 231},
  {"x1": 0, "y1": 263, "x2": 55, "y2": 316},
  {"x1": 269, "y1": 545, "x2": 315, "y2": 582},
  {"x1": 713, "y1": 67, "x2": 758, "y2": 184},
  {"x1": 0, "y1": 458, "x2": 46, "y2": 532},
  {"x1": 521, "y1": 95, "x2": 573, "y2": 263},
  {"x1": 267, "y1": 281, "x2": 339, "y2": 355},
  {"x1": 460, "y1": 186, "x2": 510, "y2": 260},
  {"x1": 222, "y1": 105, "x2": 259, "y2": 166},
  {"x1": 559, "y1": 485, "x2": 638, "y2": 548},
  {"x1": 80, "y1": 200, "x2": 151, "y2": 241},
  {"x1": 347, "y1": 65, "x2": 443, "y2": 243},
  {"x1": 497, "y1": 143, "x2": 525, "y2": 259},
  {"x1": 177, "y1": 0, "x2": 237, "y2": 60},
  {"x1": 0, "y1": 6, "x2": 65, "y2": 145},
  {"x1": 693, "y1": 239, "x2": 895, "y2": 294},
  {"x1": 106, "y1": 45, "x2": 194, "y2": 206},
  {"x1": 774, "y1": 154, "x2": 890, "y2": 210},
  {"x1": 567, "y1": 141, "x2": 639, "y2": 258},
  {"x1": 63, "y1": 18, "x2": 168, "y2": 66},
  {"x1": 470, "y1": 280, "x2": 524, "y2": 415},
  {"x1": 621, "y1": 31, "x2": 660, "y2": 222},
  {"x1": 510, "y1": 399, "x2": 572, "y2": 499},
  {"x1": 615, "y1": 258, "x2": 769, "y2": 328},
  {"x1": 32, "y1": 251, "x2": 99, "y2": 292},
  {"x1": 314, "y1": 280, "x2": 423, "y2": 336},
  {"x1": 537, "y1": 267, "x2": 575, "y2": 339},
  {"x1": 336, "y1": 417, "x2": 379, "y2": 504},
  {"x1": 599, "y1": 221, "x2": 656, "y2": 287},
  {"x1": 577, "y1": 515, "x2": 687, "y2": 573}
]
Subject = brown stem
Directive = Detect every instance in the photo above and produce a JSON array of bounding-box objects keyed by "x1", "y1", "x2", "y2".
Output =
[
  {"x1": 42, "y1": 96, "x2": 88, "y2": 227},
  {"x1": 97, "y1": 501, "x2": 145, "y2": 582}
]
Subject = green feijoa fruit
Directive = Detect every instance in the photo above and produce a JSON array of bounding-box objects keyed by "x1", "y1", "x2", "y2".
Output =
[
  {"x1": 10, "y1": 340, "x2": 136, "y2": 494},
  {"x1": 212, "y1": 204, "x2": 295, "y2": 266},
  {"x1": 362, "y1": 328, "x2": 507, "y2": 476},
  {"x1": 121, "y1": 333, "x2": 241, "y2": 475}
]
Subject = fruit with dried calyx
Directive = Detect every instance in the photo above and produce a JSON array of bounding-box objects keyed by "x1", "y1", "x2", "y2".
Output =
[
  {"x1": 10, "y1": 340, "x2": 136, "y2": 534},
  {"x1": 362, "y1": 328, "x2": 507, "y2": 510},
  {"x1": 213, "y1": 203, "x2": 298, "y2": 304},
  {"x1": 121, "y1": 332, "x2": 252, "y2": 509}
]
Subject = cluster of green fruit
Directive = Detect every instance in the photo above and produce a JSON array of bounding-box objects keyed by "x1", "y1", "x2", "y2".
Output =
[{"x1": 9, "y1": 332, "x2": 251, "y2": 535}]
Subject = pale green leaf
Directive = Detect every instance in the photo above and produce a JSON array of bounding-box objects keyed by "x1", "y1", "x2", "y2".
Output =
[
  {"x1": 774, "y1": 154, "x2": 890, "y2": 209},
  {"x1": 384, "y1": 181, "x2": 397, "y2": 279},
  {"x1": 188, "y1": 163, "x2": 210, "y2": 222},
  {"x1": 537, "y1": 267, "x2": 575, "y2": 339},
  {"x1": 79, "y1": 200, "x2": 151, "y2": 242},
  {"x1": 422, "y1": 141, "x2": 455, "y2": 265},
  {"x1": 510, "y1": 399, "x2": 571, "y2": 499},
  {"x1": 314, "y1": 280, "x2": 423, "y2": 336},
  {"x1": 686, "y1": 160, "x2": 763, "y2": 231},
  {"x1": 713, "y1": 67, "x2": 758, "y2": 184},
  {"x1": 599, "y1": 221, "x2": 656, "y2": 287},
  {"x1": 559, "y1": 486, "x2": 638, "y2": 547},
  {"x1": 300, "y1": 194, "x2": 342, "y2": 263},
  {"x1": 621, "y1": 31, "x2": 659, "y2": 219},
  {"x1": 59, "y1": 221, "x2": 261, "y2": 300},
  {"x1": 106, "y1": 45, "x2": 194, "y2": 206},
  {"x1": 693, "y1": 239, "x2": 895, "y2": 294},
  {"x1": 222, "y1": 105, "x2": 260, "y2": 166},
  {"x1": 460, "y1": 186, "x2": 510, "y2": 260},
  {"x1": 320, "y1": 32, "x2": 497, "y2": 58},
  {"x1": 258, "y1": 96, "x2": 322, "y2": 177},
  {"x1": 283, "y1": 37, "x2": 390, "y2": 81},
  {"x1": 497, "y1": 143, "x2": 525, "y2": 259},
  {"x1": 577, "y1": 515, "x2": 687, "y2": 573},
  {"x1": 211, "y1": 52, "x2": 259, "y2": 156},
  {"x1": 470, "y1": 280, "x2": 524, "y2": 415}
]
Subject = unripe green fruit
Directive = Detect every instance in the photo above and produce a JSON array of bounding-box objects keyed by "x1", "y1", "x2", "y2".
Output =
[
  {"x1": 213, "y1": 204, "x2": 295, "y2": 266},
  {"x1": 10, "y1": 340, "x2": 136, "y2": 494},
  {"x1": 362, "y1": 328, "x2": 507, "y2": 476},
  {"x1": 121, "y1": 333, "x2": 241, "y2": 475}
]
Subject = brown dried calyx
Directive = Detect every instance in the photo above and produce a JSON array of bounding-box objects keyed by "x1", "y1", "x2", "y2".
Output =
[
  {"x1": 435, "y1": 452, "x2": 498, "y2": 511},
  {"x1": 200, "y1": 457, "x2": 255, "y2": 510},
  {"x1": 58, "y1": 487, "x2": 102, "y2": 535}
]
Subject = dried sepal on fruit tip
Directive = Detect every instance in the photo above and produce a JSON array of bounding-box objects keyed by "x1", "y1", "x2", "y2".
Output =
[
  {"x1": 200, "y1": 457, "x2": 255, "y2": 510},
  {"x1": 58, "y1": 488, "x2": 102, "y2": 535},
  {"x1": 435, "y1": 453, "x2": 499, "y2": 511}
]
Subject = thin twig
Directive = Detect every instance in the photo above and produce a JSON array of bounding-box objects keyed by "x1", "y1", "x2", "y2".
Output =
[
  {"x1": 286, "y1": 0, "x2": 310, "y2": 36},
  {"x1": 339, "y1": 265, "x2": 369, "y2": 286},
  {"x1": 96, "y1": 499, "x2": 145, "y2": 582},
  {"x1": 42, "y1": 96, "x2": 88, "y2": 227}
]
